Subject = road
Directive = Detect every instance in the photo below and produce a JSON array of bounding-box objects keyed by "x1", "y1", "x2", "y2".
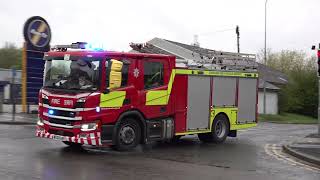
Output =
[{"x1": 0, "y1": 121, "x2": 319, "y2": 180}]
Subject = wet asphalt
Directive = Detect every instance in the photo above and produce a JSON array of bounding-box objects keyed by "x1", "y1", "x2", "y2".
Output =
[{"x1": 0, "y1": 122, "x2": 319, "y2": 180}]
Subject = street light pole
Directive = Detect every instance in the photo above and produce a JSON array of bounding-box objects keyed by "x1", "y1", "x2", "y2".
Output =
[
  {"x1": 311, "y1": 44, "x2": 320, "y2": 135},
  {"x1": 263, "y1": 0, "x2": 268, "y2": 114}
]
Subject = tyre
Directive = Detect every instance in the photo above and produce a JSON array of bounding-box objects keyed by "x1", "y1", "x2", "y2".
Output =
[
  {"x1": 112, "y1": 118, "x2": 141, "y2": 151},
  {"x1": 63, "y1": 141, "x2": 83, "y2": 148},
  {"x1": 198, "y1": 114, "x2": 230, "y2": 143}
]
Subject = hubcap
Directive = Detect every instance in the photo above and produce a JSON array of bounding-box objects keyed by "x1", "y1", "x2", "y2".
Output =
[
  {"x1": 119, "y1": 126, "x2": 135, "y2": 144},
  {"x1": 215, "y1": 120, "x2": 226, "y2": 138}
]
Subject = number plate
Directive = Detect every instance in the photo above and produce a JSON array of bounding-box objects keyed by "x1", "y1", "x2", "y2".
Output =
[{"x1": 52, "y1": 135, "x2": 64, "y2": 141}]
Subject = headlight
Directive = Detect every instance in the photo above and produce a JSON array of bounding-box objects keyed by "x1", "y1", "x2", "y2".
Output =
[
  {"x1": 77, "y1": 98, "x2": 86, "y2": 103},
  {"x1": 37, "y1": 118, "x2": 44, "y2": 126},
  {"x1": 42, "y1": 94, "x2": 49, "y2": 99},
  {"x1": 80, "y1": 123, "x2": 98, "y2": 131}
]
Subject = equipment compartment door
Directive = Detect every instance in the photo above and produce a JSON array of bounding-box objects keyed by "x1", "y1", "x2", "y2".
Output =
[
  {"x1": 187, "y1": 76, "x2": 211, "y2": 130},
  {"x1": 237, "y1": 78, "x2": 257, "y2": 123}
]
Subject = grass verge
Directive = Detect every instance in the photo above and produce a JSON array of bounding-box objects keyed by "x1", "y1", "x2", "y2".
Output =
[{"x1": 259, "y1": 113, "x2": 317, "y2": 124}]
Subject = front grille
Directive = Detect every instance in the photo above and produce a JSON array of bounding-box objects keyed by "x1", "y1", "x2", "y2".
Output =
[
  {"x1": 75, "y1": 102, "x2": 85, "y2": 108},
  {"x1": 49, "y1": 118, "x2": 74, "y2": 126},
  {"x1": 48, "y1": 129, "x2": 74, "y2": 137},
  {"x1": 55, "y1": 110, "x2": 76, "y2": 117},
  {"x1": 51, "y1": 110, "x2": 76, "y2": 118}
]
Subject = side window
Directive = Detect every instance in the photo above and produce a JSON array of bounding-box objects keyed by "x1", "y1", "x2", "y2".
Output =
[
  {"x1": 144, "y1": 61, "x2": 164, "y2": 89},
  {"x1": 121, "y1": 64, "x2": 129, "y2": 87}
]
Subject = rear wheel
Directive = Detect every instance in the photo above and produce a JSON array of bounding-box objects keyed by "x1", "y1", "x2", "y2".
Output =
[
  {"x1": 112, "y1": 118, "x2": 141, "y2": 151},
  {"x1": 198, "y1": 114, "x2": 230, "y2": 143}
]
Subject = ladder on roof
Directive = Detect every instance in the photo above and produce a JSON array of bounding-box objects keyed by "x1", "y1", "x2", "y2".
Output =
[{"x1": 176, "y1": 50, "x2": 258, "y2": 72}]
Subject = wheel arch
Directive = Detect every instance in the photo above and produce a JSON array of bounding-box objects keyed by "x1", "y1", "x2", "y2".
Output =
[
  {"x1": 115, "y1": 109, "x2": 147, "y2": 144},
  {"x1": 211, "y1": 112, "x2": 231, "y2": 131}
]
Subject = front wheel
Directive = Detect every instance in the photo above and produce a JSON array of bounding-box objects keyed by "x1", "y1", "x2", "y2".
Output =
[
  {"x1": 112, "y1": 118, "x2": 141, "y2": 151},
  {"x1": 198, "y1": 114, "x2": 230, "y2": 143}
]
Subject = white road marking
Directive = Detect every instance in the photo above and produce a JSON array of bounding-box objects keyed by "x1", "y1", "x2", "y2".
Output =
[{"x1": 264, "y1": 143, "x2": 320, "y2": 172}]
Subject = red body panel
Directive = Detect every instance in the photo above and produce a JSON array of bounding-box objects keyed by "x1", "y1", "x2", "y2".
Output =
[{"x1": 170, "y1": 75, "x2": 188, "y2": 133}]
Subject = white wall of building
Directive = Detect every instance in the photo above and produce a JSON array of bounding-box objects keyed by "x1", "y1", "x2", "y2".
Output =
[
  {"x1": 4, "y1": 84, "x2": 10, "y2": 100},
  {"x1": 258, "y1": 91, "x2": 278, "y2": 115}
]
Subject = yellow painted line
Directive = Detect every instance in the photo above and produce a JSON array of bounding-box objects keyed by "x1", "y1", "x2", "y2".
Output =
[
  {"x1": 31, "y1": 22, "x2": 47, "y2": 45},
  {"x1": 264, "y1": 144, "x2": 320, "y2": 172}
]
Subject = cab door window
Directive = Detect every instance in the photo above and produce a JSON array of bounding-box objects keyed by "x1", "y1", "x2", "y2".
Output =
[
  {"x1": 121, "y1": 63, "x2": 129, "y2": 87},
  {"x1": 144, "y1": 61, "x2": 164, "y2": 89}
]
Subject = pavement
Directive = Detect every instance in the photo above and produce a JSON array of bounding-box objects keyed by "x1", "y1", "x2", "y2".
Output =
[
  {"x1": 283, "y1": 134, "x2": 320, "y2": 167},
  {"x1": 0, "y1": 122, "x2": 318, "y2": 180},
  {"x1": 0, "y1": 113, "x2": 37, "y2": 125}
]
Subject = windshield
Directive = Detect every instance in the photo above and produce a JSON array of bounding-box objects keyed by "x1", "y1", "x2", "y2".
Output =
[{"x1": 44, "y1": 59, "x2": 100, "y2": 91}]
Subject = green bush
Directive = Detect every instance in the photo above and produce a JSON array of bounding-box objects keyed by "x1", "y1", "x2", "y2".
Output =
[{"x1": 260, "y1": 50, "x2": 318, "y2": 118}]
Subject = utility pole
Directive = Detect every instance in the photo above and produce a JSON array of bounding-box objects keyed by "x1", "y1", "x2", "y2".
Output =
[
  {"x1": 236, "y1": 25, "x2": 240, "y2": 53},
  {"x1": 263, "y1": 0, "x2": 268, "y2": 114},
  {"x1": 312, "y1": 44, "x2": 320, "y2": 135}
]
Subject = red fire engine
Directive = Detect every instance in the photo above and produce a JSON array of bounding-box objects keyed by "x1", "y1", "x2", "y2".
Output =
[{"x1": 36, "y1": 42, "x2": 258, "y2": 151}]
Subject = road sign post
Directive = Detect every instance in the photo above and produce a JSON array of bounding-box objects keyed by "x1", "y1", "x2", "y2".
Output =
[
  {"x1": 22, "y1": 16, "x2": 51, "y2": 112},
  {"x1": 11, "y1": 68, "x2": 16, "y2": 121}
]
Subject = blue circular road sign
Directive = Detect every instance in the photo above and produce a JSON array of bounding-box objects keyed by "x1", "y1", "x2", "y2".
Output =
[{"x1": 23, "y1": 16, "x2": 51, "y2": 50}]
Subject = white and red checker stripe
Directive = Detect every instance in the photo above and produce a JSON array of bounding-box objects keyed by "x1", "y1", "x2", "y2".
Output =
[{"x1": 35, "y1": 130, "x2": 102, "y2": 146}]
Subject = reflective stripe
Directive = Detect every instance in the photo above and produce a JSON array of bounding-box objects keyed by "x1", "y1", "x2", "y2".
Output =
[
  {"x1": 41, "y1": 104, "x2": 95, "y2": 112},
  {"x1": 41, "y1": 90, "x2": 90, "y2": 99},
  {"x1": 146, "y1": 69, "x2": 258, "y2": 106},
  {"x1": 43, "y1": 120, "x2": 74, "y2": 129},
  {"x1": 145, "y1": 69, "x2": 176, "y2": 105},
  {"x1": 175, "y1": 69, "x2": 258, "y2": 78},
  {"x1": 97, "y1": 132, "x2": 102, "y2": 145},
  {"x1": 83, "y1": 139, "x2": 88, "y2": 145},
  {"x1": 91, "y1": 137, "x2": 96, "y2": 145},
  {"x1": 146, "y1": 90, "x2": 167, "y2": 105},
  {"x1": 43, "y1": 112, "x2": 82, "y2": 120},
  {"x1": 35, "y1": 130, "x2": 102, "y2": 146},
  {"x1": 100, "y1": 91, "x2": 126, "y2": 108}
]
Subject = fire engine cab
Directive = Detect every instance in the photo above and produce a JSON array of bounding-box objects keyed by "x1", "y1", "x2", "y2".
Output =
[{"x1": 36, "y1": 42, "x2": 258, "y2": 151}]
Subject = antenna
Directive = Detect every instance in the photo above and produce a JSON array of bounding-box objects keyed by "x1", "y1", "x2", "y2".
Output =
[{"x1": 192, "y1": 34, "x2": 200, "y2": 47}]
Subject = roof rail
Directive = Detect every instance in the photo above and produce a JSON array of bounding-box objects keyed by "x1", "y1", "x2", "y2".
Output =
[{"x1": 176, "y1": 51, "x2": 257, "y2": 71}]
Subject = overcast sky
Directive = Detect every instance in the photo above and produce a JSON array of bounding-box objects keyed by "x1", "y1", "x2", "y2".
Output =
[{"x1": 1, "y1": 0, "x2": 319, "y2": 55}]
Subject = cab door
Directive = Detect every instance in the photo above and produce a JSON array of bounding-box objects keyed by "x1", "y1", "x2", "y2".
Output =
[{"x1": 137, "y1": 58, "x2": 171, "y2": 119}]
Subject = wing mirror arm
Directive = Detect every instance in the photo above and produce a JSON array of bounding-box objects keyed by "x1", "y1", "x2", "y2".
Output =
[{"x1": 103, "y1": 88, "x2": 110, "y2": 94}]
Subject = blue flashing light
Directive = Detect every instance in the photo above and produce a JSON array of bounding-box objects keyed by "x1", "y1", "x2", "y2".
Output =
[
  {"x1": 95, "y1": 107, "x2": 101, "y2": 113},
  {"x1": 48, "y1": 109, "x2": 54, "y2": 115},
  {"x1": 84, "y1": 43, "x2": 105, "y2": 51}
]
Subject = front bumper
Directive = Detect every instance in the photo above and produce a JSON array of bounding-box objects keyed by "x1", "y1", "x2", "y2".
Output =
[{"x1": 35, "y1": 128, "x2": 102, "y2": 146}]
